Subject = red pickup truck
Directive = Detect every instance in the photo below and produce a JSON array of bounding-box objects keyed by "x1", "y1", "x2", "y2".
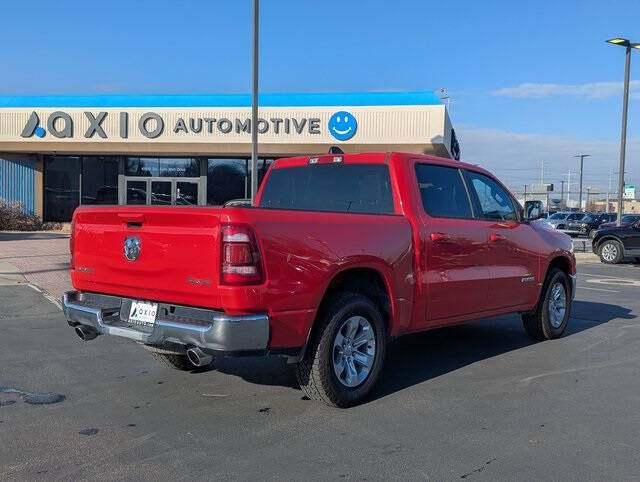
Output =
[{"x1": 63, "y1": 152, "x2": 575, "y2": 407}]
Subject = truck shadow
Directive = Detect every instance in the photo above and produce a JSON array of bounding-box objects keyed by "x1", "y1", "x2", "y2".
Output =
[
  {"x1": 370, "y1": 300, "x2": 634, "y2": 402},
  {"x1": 213, "y1": 300, "x2": 635, "y2": 401}
]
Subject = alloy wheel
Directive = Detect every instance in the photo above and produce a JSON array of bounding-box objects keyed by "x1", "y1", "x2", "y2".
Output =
[
  {"x1": 601, "y1": 243, "x2": 617, "y2": 262},
  {"x1": 548, "y1": 282, "x2": 567, "y2": 328},
  {"x1": 332, "y1": 316, "x2": 376, "y2": 388}
]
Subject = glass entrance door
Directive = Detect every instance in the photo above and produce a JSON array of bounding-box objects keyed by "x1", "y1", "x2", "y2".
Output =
[
  {"x1": 176, "y1": 181, "x2": 198, "y2": 205},
  {"x1": 151, "y1": 181, "x2": 172, "y2": 205},
  {"x1": 125, "y1": 178, "x2": 199, "y2": 206}
]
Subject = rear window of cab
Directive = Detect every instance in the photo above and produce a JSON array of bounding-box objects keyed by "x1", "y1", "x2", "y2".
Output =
[{"x1": 259, "y1": 163, "x2": 394, "y2": 214}]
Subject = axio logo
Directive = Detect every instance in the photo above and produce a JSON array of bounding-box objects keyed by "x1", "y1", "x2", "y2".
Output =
[
  {"x1": 20, "y1": 112, "x2": 46, "y2": 138},
  {"x1": 328, "y1": 111, "x2": 357, "y2": 141}
]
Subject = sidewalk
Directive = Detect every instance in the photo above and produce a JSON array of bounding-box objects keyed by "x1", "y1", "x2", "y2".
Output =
[{"x1": 0, "y1": 232, "x2": 71, "y2": 303}]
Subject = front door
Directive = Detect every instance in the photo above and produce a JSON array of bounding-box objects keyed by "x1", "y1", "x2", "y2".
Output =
[
  {"x1": 464, "y1": 170, "x2": 539, "y2": 310},
  {"x1": 125, "y1": 178, "x2": 200, "y2": 206}
]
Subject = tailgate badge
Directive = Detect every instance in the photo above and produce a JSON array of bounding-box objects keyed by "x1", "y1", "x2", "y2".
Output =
[{"x1": 124, "y1": 236, "x2": 141, "y2": 262}]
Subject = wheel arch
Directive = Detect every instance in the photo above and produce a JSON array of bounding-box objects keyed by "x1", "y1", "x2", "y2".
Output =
[
  {"x1": 318, "y1": 267, "x2": 393, "y2": 334},
  {"x1": 596, "y1": 235, "x2": 624, "y2": 250},
  {"x1": 537, "y1": 254, "x2": 574, "y2": 304},
  {"x1": 290, "y1": 266, "x2": 394, "y2": 364},
  {"x1": 547, "y1": 255, "x2": 571, "y2": 277}
]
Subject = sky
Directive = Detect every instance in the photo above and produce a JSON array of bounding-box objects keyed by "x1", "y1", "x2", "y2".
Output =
[{"x1": 1, "y1": 0, "x2": 639, "y2": 196}]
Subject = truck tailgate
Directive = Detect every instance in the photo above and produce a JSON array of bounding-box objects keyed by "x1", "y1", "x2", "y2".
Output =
[{"x1": 71, "y1": 206, "x2": 223, "y2": 308}]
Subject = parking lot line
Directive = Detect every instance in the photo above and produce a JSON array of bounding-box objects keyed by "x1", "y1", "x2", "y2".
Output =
[
  {"x1": 578, "y1": 286, "x2": 620, "y2": 293},
  {"x1": 579, "y1": 272, "x2": 639, "y2": 280}
]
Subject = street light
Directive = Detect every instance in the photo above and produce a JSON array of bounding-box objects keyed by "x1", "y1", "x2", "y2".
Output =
[
  {"x1": 250, "y1": 0, "x2": 259, "y2": 203},
  {"x1": 574, "y1": 154, "x2": 590, "y2": 209},
  {"x1": 606, "y1": 37, "x2": 640, "y2": 225}
]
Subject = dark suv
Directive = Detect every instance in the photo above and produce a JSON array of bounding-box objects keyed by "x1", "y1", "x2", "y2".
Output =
[
  {"x1": 599, "y1": 214, "x2": 640, "y2": 229},
  {"x1": 566, "y1": 212, "x2": 617, "y2": 239},
  {"x1": 592, "y1": 219, "x2": 640, "y2": 264}
]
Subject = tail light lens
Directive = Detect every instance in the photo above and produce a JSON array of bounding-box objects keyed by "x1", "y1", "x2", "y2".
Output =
[{"x1": 220, "y1": 225, "x2": 263, "y2": 285}]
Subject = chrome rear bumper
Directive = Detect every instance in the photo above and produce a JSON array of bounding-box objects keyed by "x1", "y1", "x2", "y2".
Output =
[{"x1": 62, "y1": 291, "x2": 269, "y2": 354}]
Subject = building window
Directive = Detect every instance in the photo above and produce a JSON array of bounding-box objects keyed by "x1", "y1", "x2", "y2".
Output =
[
  {"x1": 207, "y1": 159, "x2": 248, "y2": 205},
  {"x1": 125, "y1": 157, "x2": 200, "y2": 177},
  {"x1": 44, "y1": 156, "x2": 80, "y2": 222},
  {"x1": 82, "y1": 156, "x2": 119, "y2": 205},
  {"x1": 206, "y1": 158, "x2": 274, "y2": 206}
]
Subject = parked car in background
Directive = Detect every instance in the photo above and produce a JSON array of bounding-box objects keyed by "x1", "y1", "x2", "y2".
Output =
[
  {"x1": 593, "y1": 218, "x2": 640, "y2": 264},
  {"x1": 62, "y1": 152, "x2": 576, "y2": 407},
  {"x1": 566, "y1": 212, "x2": 617, "y2": 239},
  {"x1": 599, "y1": 214, "x2": 640, "y2": 229},
  {"x1": 547, "y1": 211, "x2": 586, "y2": 231}
]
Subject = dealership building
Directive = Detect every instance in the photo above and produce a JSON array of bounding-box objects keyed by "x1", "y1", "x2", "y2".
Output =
[{"x1": 0, "y1": 91, "x2": 459, "y2": 222}]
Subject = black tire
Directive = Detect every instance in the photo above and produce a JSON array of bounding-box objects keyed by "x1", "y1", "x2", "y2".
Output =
[
  {"x1": 599, "y1": 239, "x2": 623, "y2": 264},
  {"x1": 295, "y1": 292, "x2": 386, "y2": 408},
  {"x1": 522, "y1": 268, "x2": 571, "y2": 341},
  {"x1": 149, "y1": 351, "x2": 199, "y2": 371},
  {"x1": 587, "y1": 229, "x2": 596, "y2": 240}
]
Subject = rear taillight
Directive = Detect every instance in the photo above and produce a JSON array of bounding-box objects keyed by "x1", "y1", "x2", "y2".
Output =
[
  {"x1": 220, "y1": 225, "x2": 263, "y2": 285},
  {"x1": 69, "y1": 219, "x2": 76, "y2": 270}
]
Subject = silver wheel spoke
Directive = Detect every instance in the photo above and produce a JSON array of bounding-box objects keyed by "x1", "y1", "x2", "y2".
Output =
[
  {"x1": 345, "y1": 318, "x2": 359, "y2": 340},
  {"x1": 346, "y1": 359, "x2": 358, "y2": 384},
  {"x1": 352, "y1": 329, "x2": 373, "y2": 348},
  {"x1": 353, "y1": 351, "x2": 372, "y2": 368},
  {"x1": 334, "y1": 355, "x2": 346, "y2": 377}
]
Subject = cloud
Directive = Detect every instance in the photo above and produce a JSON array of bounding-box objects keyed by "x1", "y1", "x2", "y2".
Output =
[
  {"x1": 491, "y1": 81, "x2": 640, "y2": 99},
  {"x1": 456, "y1": 125, "x2": 640, "y2": 193}
]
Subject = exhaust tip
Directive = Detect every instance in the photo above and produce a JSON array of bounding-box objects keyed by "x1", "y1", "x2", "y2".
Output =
[
  {"x1": 187, "y1": 347, "x2": 213, "y2": 367},
  {"x1": 75, "y1": 325, "x2": 98, "y2": 341}
]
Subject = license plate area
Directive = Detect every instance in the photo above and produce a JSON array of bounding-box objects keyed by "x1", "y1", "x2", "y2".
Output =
[{"x1": 128, "y1": 300, "x2": 158, "y2": 327}]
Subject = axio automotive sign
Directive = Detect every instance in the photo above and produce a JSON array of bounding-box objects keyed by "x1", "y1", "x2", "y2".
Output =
[{"x1": 20, "y1": 110, "x2": 358, "y2": 141}]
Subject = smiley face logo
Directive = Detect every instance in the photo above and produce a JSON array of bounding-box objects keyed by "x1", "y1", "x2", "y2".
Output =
[{"x1": 328, "y1": 111, "x2": 357, "y2": 141}]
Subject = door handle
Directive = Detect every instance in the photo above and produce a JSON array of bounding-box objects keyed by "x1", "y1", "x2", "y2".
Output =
[
  {"x1": 490, "y1": 233, "x2": 505, "y2": 242},
  {"x1": 430, "y1": 232, "x2": 451, "y2": 242},
  {"x1": 117, "y1": 213, "x2": 145, "y2": 223}
]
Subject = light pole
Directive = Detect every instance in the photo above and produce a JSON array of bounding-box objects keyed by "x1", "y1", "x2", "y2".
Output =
[
  {"x1": 606, "y1": 38, "x2": 640, "y2": 225},
  {"x1": 250, "y1": 0, "x2": 259, "y2": 203},
  {"x1": 574, "y1": 154, "x2": 590, "y2": 210},
  {"x1": 439, "y1": 88, "x2": 451, "y2": 110}
]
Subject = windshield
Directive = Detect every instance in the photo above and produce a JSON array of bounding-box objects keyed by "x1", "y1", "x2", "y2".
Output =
[
  {"x1": 582, "y1": 215, "x2": 594, "y2": 222},
  {"x1": 549, "y1": 213, "x2": 566, "y2": 220}
]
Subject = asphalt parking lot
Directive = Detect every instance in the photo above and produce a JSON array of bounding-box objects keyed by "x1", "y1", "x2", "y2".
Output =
[{"x1": 1, "y1": 258, "x2": 640, "y2": 480}]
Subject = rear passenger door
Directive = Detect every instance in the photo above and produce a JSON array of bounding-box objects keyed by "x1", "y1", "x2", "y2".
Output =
[
  {"x1": 464, "y1": 170, "x2": 539, "y2": 311},
  {"x1": 414, "y1": 163, "x2": 490, "y2": 324}
]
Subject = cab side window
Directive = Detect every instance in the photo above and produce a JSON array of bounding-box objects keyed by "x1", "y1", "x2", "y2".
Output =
[
  {"x1": 415, "y1": 164, "x2": 473, "y2": 218},
  {"x1": 467, "y1": 171, "x2": 517, "y2": 221}
]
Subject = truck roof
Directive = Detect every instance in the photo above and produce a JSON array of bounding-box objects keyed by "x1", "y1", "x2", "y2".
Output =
[{"x1": 272, "y1": 152, "x2": 490, "y2": 176}]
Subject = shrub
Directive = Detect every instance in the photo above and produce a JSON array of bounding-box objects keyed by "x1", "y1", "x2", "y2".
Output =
[{"x1": 0, "y1": 199, "x2": 61, "y2": 231}]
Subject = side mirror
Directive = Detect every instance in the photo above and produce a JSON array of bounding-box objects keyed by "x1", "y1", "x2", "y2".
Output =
[{"x1": 524, "y1": 200, "x2": 544, "y2": 221}]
